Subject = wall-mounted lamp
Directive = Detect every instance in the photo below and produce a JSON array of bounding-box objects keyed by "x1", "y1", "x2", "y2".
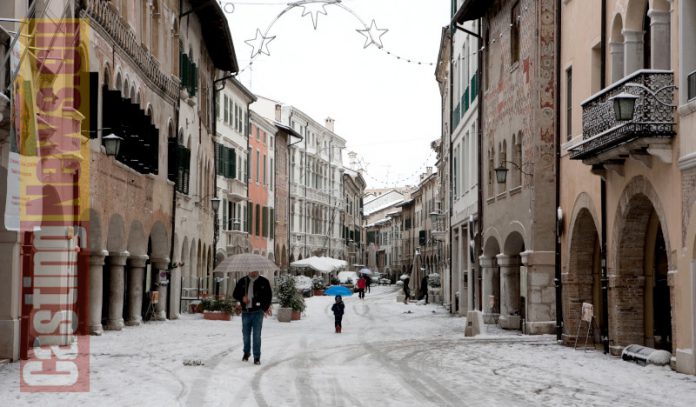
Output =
[
  {"x1": 609, "y1": 92, "x2": 639, "y2": 121},
  {"x1": 494, "y1": 160, "x2": 533, "y2": 184},
  {"x1": 103, "y1": 133, "x2": 123, "y2": 157}
]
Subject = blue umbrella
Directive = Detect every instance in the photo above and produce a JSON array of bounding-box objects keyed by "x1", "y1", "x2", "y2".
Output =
[{"x1": 324, "y1": 285, "x2": 353, "y2": 297}]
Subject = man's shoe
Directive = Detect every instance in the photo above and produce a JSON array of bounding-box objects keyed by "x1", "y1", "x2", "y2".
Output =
[
  {"x1": 254, "y1": 358, "x2": 260, "y2": 365},
  {"x1": 242, "y1": 353, "x2": 250, "y2": 362}
]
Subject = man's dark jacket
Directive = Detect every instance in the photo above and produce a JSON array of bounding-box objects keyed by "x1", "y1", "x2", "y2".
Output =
[{"x1": 232, "y1": 275, "x2": 273, "y2": 312}]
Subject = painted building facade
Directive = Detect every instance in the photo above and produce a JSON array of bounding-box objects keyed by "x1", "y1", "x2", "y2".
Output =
[{"x1": 457, "y1": 0, "x2": 559, "y2": 334}]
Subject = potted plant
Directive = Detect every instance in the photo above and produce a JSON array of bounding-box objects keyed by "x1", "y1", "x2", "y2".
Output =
[
  {"x1": 312, "y1": 277, "x2": 325, "y2": 296},
  {"x1": 290, "y1": 292, "x2": 306, "y2": 321},
  {"x1": 330, "y1": 276, "x2": 340, "y2": 286},
  {"x1": 201, "y1": 298, "x2": 234, "y2": 321},
  {"x1": 277, "y1": 275, "x2": 295, "y2": 322}
]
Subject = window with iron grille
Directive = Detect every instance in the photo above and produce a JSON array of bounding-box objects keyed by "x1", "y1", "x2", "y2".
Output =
[{"x1": 688, "y1": 70, "x2": 696, "y2": 102}]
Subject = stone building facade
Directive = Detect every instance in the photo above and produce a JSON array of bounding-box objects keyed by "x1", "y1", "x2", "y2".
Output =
[
  {"x1": 457, "y1": 0, "x2": 558, "y2": 334},
  {"x1": 254, "y1": 97, "x2": 347, "y2": 261},
  {"x1": 562, "y1": 0, "x2": 695, "y2": 375},
  {"x1": 342, "y1": 166, "x2": 366, "y2": 267}
]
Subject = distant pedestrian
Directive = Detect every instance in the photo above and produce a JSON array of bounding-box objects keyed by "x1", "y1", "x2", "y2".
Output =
[
  {"x1": 232, "y1": 270, "x2": 273, "y2": 365},
  {"x1": 420, "y1": 275, "x2": 429, "y2": 304},
  {"x1": 365, "y1": 274, "x2": 371, "y2": 293},
  {"x1": 403, "y1": 276, "x2": 410, "y2": 304},
  {"x1": 331, "y1": 295, "x2": 345, "y2": 333},
  {"x1": 357, "y1": 275, "x2": 367, "y2": 299}
]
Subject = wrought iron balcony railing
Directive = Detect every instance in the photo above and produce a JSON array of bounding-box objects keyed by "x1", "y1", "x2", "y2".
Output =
[
  {"x1": 81, "y1": 0, "x2": 179, "y2": 103},
  {"x1": 569, "y1": 70, "x2": 676, "y2": 164}
]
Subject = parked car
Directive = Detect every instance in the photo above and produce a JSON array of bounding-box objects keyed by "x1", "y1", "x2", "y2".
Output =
[
  {"x1": 379, "y1": 278, "x2": 391, "y2": 285},
  {"x1": 369, "y1": 272, "x2": 382, "y2": 284}
]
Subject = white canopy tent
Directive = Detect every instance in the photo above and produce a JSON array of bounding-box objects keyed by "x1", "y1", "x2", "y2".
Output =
[{"x1": 290, "y1": 256, "x2": 348, "y2": 274}]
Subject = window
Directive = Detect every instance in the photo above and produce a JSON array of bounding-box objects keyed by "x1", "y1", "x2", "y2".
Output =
[
  {"x1": 488, "y1": 147, "x2": 494, "y2": 198},
  {"x1": 256, "y1": 150, "x2": 260, "y2": 183},
  {"x1": 255, "y1": 204, "x2": 261, "y2": 236},
  {"x1": 270, "y1": 159, "x2": 274, "y2": 191},
  {"x1": 453, "y1": 147, "x2": 458, "y2": 198},
  {"x1": 215, "y1": 143, "x2": 236, "y2": 179},
  {"x1": 168, "y1": 140, "x2": 190, "y2": 194},
  {"x1": 179, "y1": 50, "x2": 198, "y2": 96},
  {"x1": 511, "y1": 2, "x2": 521, "y2": 64},
  {"x1": 566, "y1": 67, "x2": 573, "y2": 141},
  {"x1": 262, "y1": 206, "x2": 269, "y2": 237},
  {"x1": 263, "y1": 154, "x2": 267, "y2": 185},
  {"x1": 222, "y1": 198, "x2": 228, "y2": 231}
]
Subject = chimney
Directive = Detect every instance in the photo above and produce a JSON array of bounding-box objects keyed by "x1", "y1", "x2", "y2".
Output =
[
  {"x1": 427, "y1": 166, "x2": 432, "y2": 176},
  {"x1": 325, "y1": 117, "x2": 335, "y2": 132},
  {"x1": 348, "y1": 151, "x2": 358, "y2": 170},
  {"x1": 275, "y1": 104, "x2": 282, "y2": 122}
]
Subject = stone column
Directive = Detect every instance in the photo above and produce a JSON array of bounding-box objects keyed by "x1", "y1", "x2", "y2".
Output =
[
  {"x1": 498, "y1": 254, "x2": 521, "y2": 330},
  {"x1": 480, "y1": 255, "x2": 500, "y2": 324},
  {"x1": 521, "y1": 250, "x2": 557, "y2": 335},
  {"x1": 151, "y1": 258, "x2": 170, "y2": 321},
  {"x1": 106, "y1": 251, "x2": 129, "y2": 331},
  {"x1": 169, "y1": 265, "x2": 181, "y2": 319},
  {"x1": 648, "y1": 9, "x2": 670, "y2": 70},
  {"x1": 610, "y1": 41, "x2": 625, "y2": 83},
  {"x1": 622, "y1": 30, "x2": 644, "y2": 76},
  {"x1": 88, "y1": 250, "x2": 108, "y2": 335},
  {"x1": 125, "y1": 255, "x2": 148, "y2": 326}
]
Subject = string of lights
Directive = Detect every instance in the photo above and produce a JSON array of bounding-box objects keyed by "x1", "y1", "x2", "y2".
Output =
[{"x1": 357, "y1": 150, "x2": 437, "y2": 187}]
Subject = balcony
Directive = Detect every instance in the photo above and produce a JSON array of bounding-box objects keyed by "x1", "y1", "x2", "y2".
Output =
[
  {"x1": 569, "y1": 70, "x2": 676, "y2": 171},
  {"x1": 225, "y1": 178, "x2": 247, "y2": 202},
  {"x1": 81, "y1": 0, "x2": 179, "y2": 103}
]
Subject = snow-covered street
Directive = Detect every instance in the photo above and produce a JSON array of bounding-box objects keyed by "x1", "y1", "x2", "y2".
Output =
[{"x1": 2, "y1": 285, "x2": 696, "y2": 406}]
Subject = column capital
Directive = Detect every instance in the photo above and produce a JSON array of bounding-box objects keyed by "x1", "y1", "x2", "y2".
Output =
[
  {"x1": 478, "y1": 255, "x2": 497, "y2": 268},
  {"x1": 520, "y1": 250, "x2": 555, "y2": 267},
  {"x1": 647, "y1": 9, "x2": 670, "y2": 25},
  {"x1": 150, "y1": 257, "x2": 171, "y2": 270},
  {"x1": 89, "y1": 250, "x2": 109, "y2": 266},
  {"x1": 621, "y1": 29, "x2": 644, "y2": 43},
  {"x1": 108, "y1": 251, "x2": 130, "y2": 266},
  {"x1": 496, "y1": 254, "x2": 520, "y2": 267},
  {"x1": 128, "y1": 255, "x2": 149, "y2": 268}
]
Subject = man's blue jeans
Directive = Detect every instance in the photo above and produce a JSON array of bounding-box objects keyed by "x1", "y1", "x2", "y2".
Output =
[{"x1": 242, "y1": 310, "x2": 264, "y2": 358}]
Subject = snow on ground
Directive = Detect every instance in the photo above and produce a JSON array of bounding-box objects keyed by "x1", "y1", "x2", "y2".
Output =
[{"x1": 2, "y1": 286, "x2": 696, "y2": 406}]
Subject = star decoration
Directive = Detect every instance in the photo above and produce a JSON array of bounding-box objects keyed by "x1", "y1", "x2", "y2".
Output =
[
  {"x1": 356, "y1": 19, "x2": 388, "y2": 49},
  {"x1": 300, "y1": 2, "x2": 328, "y2": 30},
  {"x1": 244, "y1": 29, "x2": 276, "y2": 58}
]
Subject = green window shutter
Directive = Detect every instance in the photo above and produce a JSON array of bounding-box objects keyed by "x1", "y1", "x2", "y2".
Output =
[
  {"x1": 181, "y1": 53, "x2": 189, "y2": 87},
  {"x1": 270, "y1": 208, "x2": 274, "y2": 239},
  {"x1": 247, "y1": 202, "x2": 252, "y2": 233},
  {"x1": 221, "y1": 147, "x2": 228, "y2": 178},
  {"x1": 230, "y1": 148, "x2": 236, "y2": 179},
  {"x1": 262, "y1": 207, "x2": 268, "y2": 237},
  {"x1": 255, "y1": 204, "x2": 261, "y2": 236}
]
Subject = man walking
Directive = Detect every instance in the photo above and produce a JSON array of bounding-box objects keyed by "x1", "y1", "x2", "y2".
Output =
[{"x1": 233, "y1": 270, "x2": 272, "y2": 365}]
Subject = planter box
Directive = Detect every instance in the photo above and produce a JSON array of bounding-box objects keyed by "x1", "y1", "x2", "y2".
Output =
[
  {"x1": 277, "y1": 307, "x2": 292, "y2": 323},
  {"x1": 313, "y1": 289, "x2": 324, "y2": 296},
  {"x1": 291, "y1": 310, "x2": 301, "y2": 321},
  {"x1": 203, "y1": 311, "x2": 231, "y2": 321}
]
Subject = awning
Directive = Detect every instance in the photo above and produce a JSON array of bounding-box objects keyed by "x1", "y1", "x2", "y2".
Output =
[{"x1": 290, "y1": 256, "x2": 348, "y2": 274}]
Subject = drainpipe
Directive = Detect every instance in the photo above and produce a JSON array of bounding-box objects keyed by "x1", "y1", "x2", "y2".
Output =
[
  {"x1": 448, "y1": 24, "x2": 454, "y2": 313},
  {"x1": 600, "y1": 0, "x2": 610, "y2": 355},
  {"x1": 555, "y1": 0, "x2": 563, "y2": 341}
]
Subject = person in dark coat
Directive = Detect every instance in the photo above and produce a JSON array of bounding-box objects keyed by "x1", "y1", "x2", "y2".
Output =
[
  {"x1": 331, "y1": 295, "x2": 345, "y2": 333},
  {"x1": 420, "y1": 275, "x2": 429, "y2": 304},
  {"x1": 232, "y1": 271, "x2": 273, "y2": 365},
  {"x1": 403, "y1": 276, "x2": 410, "y2": 304}
]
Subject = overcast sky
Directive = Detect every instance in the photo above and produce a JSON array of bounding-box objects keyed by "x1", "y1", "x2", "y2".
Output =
[{"x1": 222, "y1": 0, "x2": 449, "y2": 189}]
